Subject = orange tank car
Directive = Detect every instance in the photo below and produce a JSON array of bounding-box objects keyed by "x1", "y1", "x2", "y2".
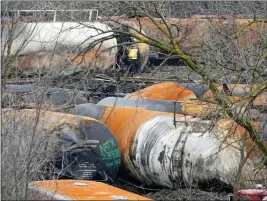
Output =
[
  {"x1": 126, "y1": 82, "x2": 197, "y2": 101},
  {"x1": 97, "y1": 96, "x2": 217, "y2": 117},
  {"x1": 67, "y1": 103, "x2": 198, "y2": 187},
  {"x1": 67, "y1": 103, "x2": 193, "y2": 162},
  {"x1": 216, "y1": 119, "x2": 267, "y2": 163},
  {"x1": 112, "y1": 16, "x2": 267, "y2": 55},
  {"x1": 180, "y1": 100, "x2": 218, "y2": 116},
  {"x1": 226, "y1": 96, "x2": 267, "y2": 106},
  {"x1": 28, "y1": 180, "x2": 152, "y2": 200},
  {"x1": 203, "y1": 84, "x2": 263, "y2": 98},
  {"x1": 202, "y1": 84, "x2": 267, "y2": 106},
  {"x1": 67, "y1": 103, "x2": 266, "y2": 188}
]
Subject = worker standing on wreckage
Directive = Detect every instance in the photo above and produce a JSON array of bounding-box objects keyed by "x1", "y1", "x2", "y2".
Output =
[{"x1": 128, "y1": 44, "x2": 141, "y2": 76}]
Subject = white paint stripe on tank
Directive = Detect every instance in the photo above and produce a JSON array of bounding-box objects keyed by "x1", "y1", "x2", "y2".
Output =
[
  {"x1": 132, "y1": 116, "x2": 191, "y2": 187},
  {"x1": 3, "y1": 22, "x2": 117, "y2": 69},
  {"x1": 131, "y1": 116, "x2": 242, "y2": 188}
]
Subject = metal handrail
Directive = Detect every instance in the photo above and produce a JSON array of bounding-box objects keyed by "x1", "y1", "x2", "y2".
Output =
[{"x1": 1, "y1": 9, "x2": 99, "y2": 22}]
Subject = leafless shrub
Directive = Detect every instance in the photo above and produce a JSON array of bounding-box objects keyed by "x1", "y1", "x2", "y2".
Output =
[{"x1": 1, "y1": 109, "x2": 58, "y2": 200}]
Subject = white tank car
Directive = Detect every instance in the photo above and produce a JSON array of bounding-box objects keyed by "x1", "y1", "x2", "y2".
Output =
[{"x1": 2, "y1": 21, "x2": 118, "y2": 73}]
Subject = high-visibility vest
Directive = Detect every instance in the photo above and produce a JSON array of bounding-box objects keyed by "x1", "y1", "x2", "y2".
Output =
[{"x1": 128, "y1": 48, "x2": 138, "y2": 60}]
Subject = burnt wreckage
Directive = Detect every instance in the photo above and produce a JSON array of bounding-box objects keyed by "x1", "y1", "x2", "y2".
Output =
[{"x1": 2, "y1": 9, "x2": 267, "y2": 197}]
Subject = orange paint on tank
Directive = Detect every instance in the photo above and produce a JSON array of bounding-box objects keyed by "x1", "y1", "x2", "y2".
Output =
[
  {"x1": 114, "y1": 16, "x2": 266, "y2": 54},
  {"x1": 181, "y1": 100, "x2": 218, "y2": 116},
  {"x1": 1, "y1": 23, "x2": 12, "y2": 28},
  {"x1": 98, "y1": 105, "x2": 189, "y2": 163},
  {"x1": 73, "y1": 51, "x2": 95, "y2": 62},
  {"x1": 216, "y1": 119, "x2": 267, "y2": 162},
  {"x1": 126, "y1": 82, "x2": 197, "y2": 101},
  {"x1": 180, "y1": 98, "x2": 264, "y2": 117},
  {"x1": 226, "y1": 96, "x2": 267, "y2": 106},
  {"x1": 203, "y1": 84, "x2": 259, "y2": 98},
  {"x1": 69, "y1": 103, "x2": 266, "y2": 186},
  {"x1": 202, "y1": 84, "x2": 267, "y2": 105},
  {"x1": 29, "y1": 180, "x2": 152, "y2": 200},
  {"x1": 252, "y1": 97, "x2": 267, "y2": 105},
  {"x1": 202, "y1": 95, "x2": 266, "y2": 106},
  {"x1": 67, "y1": 46, "x2": 107, "y2": 64}
]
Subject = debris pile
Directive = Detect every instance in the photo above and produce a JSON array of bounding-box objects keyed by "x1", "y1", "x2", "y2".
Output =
[{"x1": 2, "y1": 80, "x2": 267, "y2": 200}]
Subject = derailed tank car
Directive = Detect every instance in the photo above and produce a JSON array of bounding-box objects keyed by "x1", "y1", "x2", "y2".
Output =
[
  {"x1": 67, "y1": 103, "x2": 267, "y2": 188},
  {"x1": 28, "y1": 180, "x2": 152, "y2": 200},
  {"x1": 97, "y1": 96, "x2": 217, "y2": 117},
  {"x1": 1, "y1": 9, "x2": 149, "y2": 75},
  {"x1": 126, "y1": 82, "x2": 197, "y2": 101},
  {"x1": 2, "y1": 109, "x2": 121, "y2": 181}
]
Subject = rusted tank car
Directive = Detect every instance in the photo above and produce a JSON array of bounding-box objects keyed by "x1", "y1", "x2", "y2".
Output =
[
  {"x1": 67, "y1": 103, "x2": 265, "y2": 188},
  {"x1": 3, "y1": 109, "x2": 120, "y2": 181},
  {"x1": 28, "y1": 180, "x2": 152, "y2": 200},
  {"x1": 2, "y1": 10, "x2": 150, "y2": 75},
  {"x1": 203, "y1": 84, "x2": 267, "y2": 105},
  {"x1": 2, "y1": 20, "x2": 118, "y2": 74},
  {"x1": 126, "y1": 82, "x2": 197, "y2": 101},
  {"x1": 112, "y1": 16, "x2": 267, "y2": 55}
]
